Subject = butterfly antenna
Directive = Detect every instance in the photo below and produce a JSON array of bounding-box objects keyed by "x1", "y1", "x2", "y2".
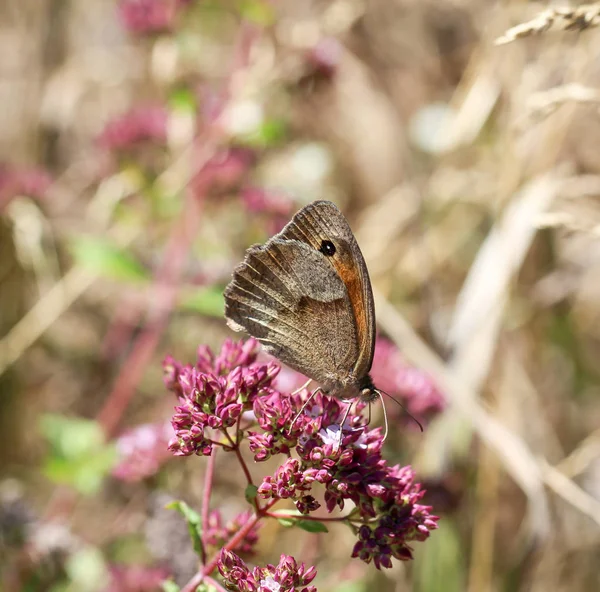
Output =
[{"x1": 377, "y1": 389, "x2": 424, "y2": 432}]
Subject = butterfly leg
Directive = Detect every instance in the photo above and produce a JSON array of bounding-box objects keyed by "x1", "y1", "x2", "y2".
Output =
[
  {"x1": 289, "y1": 386, "x2": 322, "y2": 431},
  {"x1": 378, "y1": 391, "x2": 389, "y2": 441},
  {"x1": 336, "y1": 401, "x2": 355, "y2": 448},
  {"x1": 291, "y1": 379, "x2": 312, "y2": 396}
]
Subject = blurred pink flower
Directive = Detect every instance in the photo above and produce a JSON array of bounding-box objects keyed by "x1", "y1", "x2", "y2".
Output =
[
  {"x1": 241, "y1": 187, "x2": 295, "y2": 233},
  {"x1": 242, "y1": 187, "x2": 294, "y2": 217},
  {"x1": 190, "y1": 147, "x2": 255, "y2": 198},
  {"x1": 118, "y1": 0, "x2": 192, "y2": 35},
  {"x1": 104, "y1": 564, "x2": 169, "y2": 592},
  {"x1": 0, "y1": 165, "x2": 52, "y2": 211},
  {"x1": 370, "y1": 338, "x2": 446, "y2": 424},
  {"x1": 112, "y1": 421, "x2": 173, "y2": 482},
  {"x1": 97, "y1": 105, "x2": 168, "y2": 152},
  {"x1": 307, "y1": 37, "x2": 342, "y2": 80}
]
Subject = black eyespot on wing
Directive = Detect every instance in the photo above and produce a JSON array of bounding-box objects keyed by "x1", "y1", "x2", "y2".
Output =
[{"x1": 319, "y1": 240, "x2": 336, "y2": 256}]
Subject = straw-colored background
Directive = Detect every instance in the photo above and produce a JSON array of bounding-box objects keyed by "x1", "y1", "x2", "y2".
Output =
[{"x1": 1, "y1": 1, "x2": 600, "y2": 591}]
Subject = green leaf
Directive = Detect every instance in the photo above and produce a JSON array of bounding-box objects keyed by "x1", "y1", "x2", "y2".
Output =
[
  {"x1": 40, "y1": 415, "x2": 104, "y2": 458},
  {"x1": 71, "y1": 237, "x2": 148, "y2": 283},
  {"x1": 296, "y1": 519, "x2": 328, "y2": 533},
  {"x1": 240, "y1": 119, "x2": 287, "y2": 148},
  {"x1": 277, "y1": 517, "x2": 296, "y2": 528},
  {"x1": 64, "y1": 546, "x2": 108, "y2": 590},
  {"x1": 245, "y1": 484, "x2": 258, "y2": 503},
  {"x1": 413, "y1": 519, "x2": 464, "y2": 592},
  {"x1": 270, "y1": 508, "x2": 303, "y2": 516},
  {"x1": 167, "y1": 501, "x2": 204, "y2": 557},
  {"x1": 238, "y1": 0, "x2": 275, "y2": 25},
  {"x1": 161, "y1": 580, "x2": 181, "y2": 592},
  {"x1": 169, "y1": 87, "x2": 197, "y2": 113},
  {"x1": 268, "y1": 509, "x2": 328, "y2": 532},
  {"x1": 270, "y1": 509, "x2": 300, "y2": 528},
  {"x1": 40, "y1": 415, "x2": 117, "y2": 495},
  {"x1": 179, "y1": 286, "x2": 225, "y2": 318},
  {"x1": 332, "y1": 581, "x2": 368, "y2": 592}
]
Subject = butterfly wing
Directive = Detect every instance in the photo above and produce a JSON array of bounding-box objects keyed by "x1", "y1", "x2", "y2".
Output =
[
  {"x1": 224, "y1": 237, "x2": 359, "y2": 388},
  {"x1": 275, "y1": 200, "x2": 376, "y2": 377}
]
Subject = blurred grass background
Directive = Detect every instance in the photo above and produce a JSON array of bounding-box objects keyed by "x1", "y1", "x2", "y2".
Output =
[{"x1": 1, "y1": 1, "x2": 600, "y2": 591}]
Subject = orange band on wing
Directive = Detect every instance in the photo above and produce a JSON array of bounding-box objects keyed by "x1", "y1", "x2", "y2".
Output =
[{"x1": 332, "y1": 259, "x2": 368, "y2": 362}]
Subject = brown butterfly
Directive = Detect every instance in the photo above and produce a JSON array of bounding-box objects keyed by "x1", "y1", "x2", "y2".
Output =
[{"x1": 224, "y1": 200, "x2": 379, "y2": 402}]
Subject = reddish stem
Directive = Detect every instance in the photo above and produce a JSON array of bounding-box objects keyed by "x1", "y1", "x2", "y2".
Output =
[
  {"x1": 228, "y1": 435, "x2": 255, "y2": 487},
  {"x1": 224, "y1": 430, "x2": 261, "y2": 514},
  {"x1": 181, "y1": 499, "x2": 279, "y2": 592},
  {"x1": 204, "y1": 575, "x2": 229, "y2": 592},
  {"x1": 200, "y1": 447, "x2": 217, "y2": 564},
  {"x1": 97, "y1": 190, "x2": 202, "y2": 437}
]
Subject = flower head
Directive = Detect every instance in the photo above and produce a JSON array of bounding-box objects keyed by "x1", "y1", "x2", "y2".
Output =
[
  {"x1": 112, "y1": 421, "x2": 173, "y2": 482},
  {"x1": 103, "y1": 564, "x2": 169, "y2": 592},
  {"x1": 218, "y1": 550, "x2": 317, "y2": 592},
  {"x1": 118, "y1": 0, "x2": 192, "y2": 35},
  {"x1": 241, "y1": 187, "x2": 295, "y2": 233},
  {"x1": 190, "y1": 147, "x2": 255, "y2": 199},
  {"x1": 166, "y1": 339, "x2": 439, "y2": 569},
  {"x1": 253, "y1": 389, "x2": 439, "y2": 566},
  {"x1": 306, "y1": 38, "x2": 342, "y2": 80},
  {"x1": 167, "y1": 339, "x2": 279, "y2": 456},
  {"x1": 0, "y1": 165, "x2": 52, "y2": 210},
  {"x1": 370, "y1": 338, "x2": 445, "y2": 424},
  {"x1": 97, "y1": 105, "x2": 168, "y2": 153}
]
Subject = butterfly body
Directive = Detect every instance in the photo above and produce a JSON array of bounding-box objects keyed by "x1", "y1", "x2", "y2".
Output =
[{"x1": 224, "y1": 200, "x2": 378, "y2": 403}]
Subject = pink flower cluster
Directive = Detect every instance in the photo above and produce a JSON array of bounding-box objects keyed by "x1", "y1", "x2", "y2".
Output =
[
  {"x1": 166, "y1": 339, "x2": 279, "y2": 456},
  {"x1": 370, "y1": 338, "x2": 445, "y2": 424},
  {"x1": 252, "y1": 391, "x2": 438, "y2": 568},
  {"x1": 218, "y1": 550, "x2": 317, "y2": 592},
  {"x1": 103, "y1": 564, "x2": 169, "y2": 592},
  {"x1": 118, "y1": 0, "x2": 193, "y2": 35},
  {"x1": 112, "y1": 421, "x2": 173, "y2": 482},
  {"x1": 0, "y1": 165, "x2": 52, "y2": 211},
  {"x1": 166, "y1": 339, "x2": 439, "y2": 570},
  {"x1": 97, "y1": 105, "x2": 168, "y2": 153},
  {"x1": 241, "y1": 187, "x2": 295, "y2": 233}
]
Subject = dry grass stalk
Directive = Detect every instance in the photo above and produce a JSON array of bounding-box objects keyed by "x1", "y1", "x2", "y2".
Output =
[
  {"x1": 527, "y1": 83, "x2": 600, "y2": 120},
  {"x1": 495, "y1": 3, "x2": 600, "y2": 45}
]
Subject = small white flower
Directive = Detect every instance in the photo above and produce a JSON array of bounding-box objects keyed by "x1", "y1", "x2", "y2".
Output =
[
  {"x1": 260, "y1": 575, "x2": 281, "y2": 592},
  {"x1": 318, "y1": 424, "x2": 342, "y2": 449},
  {"x1": 306, "y1": 405, "x2": 322, "y2": 419}
]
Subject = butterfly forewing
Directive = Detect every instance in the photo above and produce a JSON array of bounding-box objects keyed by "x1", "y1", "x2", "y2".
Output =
[
  {"x1": 224, "y1": 238, "x2": 359, "y2": 389},
  {"x1": 275, "y1": 201, "x2": 376, "y2": 377}
]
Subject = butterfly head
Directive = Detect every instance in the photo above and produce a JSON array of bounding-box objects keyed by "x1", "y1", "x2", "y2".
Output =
[{"x1": 358, "y1": 374, "x2": 379, "y2": 403}]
